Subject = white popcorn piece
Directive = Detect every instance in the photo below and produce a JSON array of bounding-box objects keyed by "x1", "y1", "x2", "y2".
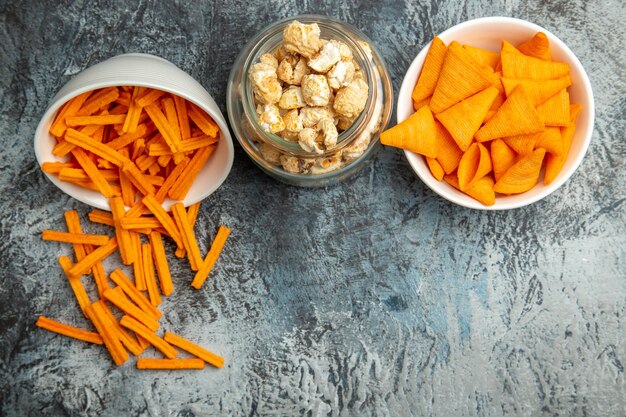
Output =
[
  {"x1": 277, "y1": 55, "x2": 309, "y2": 85},
  {"x1": 333, "y1": 77, "x2": 369, "y2": 118},
  {"x1": 298, "y1": 127, "x2": 324, "y2": 154},
  {"x1": 280, "y1": 155, "x2": 314, "y2": 174},
  {"x1": 278, "y1": 86, "x2": 305, "y2": 110},
  {"x1": 301, "y1": 74, "x2": 331, "y2": 107},
  {"x1": 258, "y1": 142, "x2": 282, "y2": 164},
  {"x1": 259, "y1": 53, "x2": 278, "y2": 69},
  {"x1": 300, "y1": 106, "x2": 333, "y2": 128},
  {"x1": 310, "y1": 153, "x2": 343, "y2": 174},
  {"x1": 317, "y1": 118, "x2": 338, "y2": 147},
  {"x1": 326, "y1": 59, "x2": 356, "y2": 90},
  {"x1": 249, "y1": 61, "x2": 282, "y2": 104},
  {"x1": 357, "y1": 41, "x2": 373, "y2": 60},
  {"x1": 283, "y1": 21, "x2": 321, "y2": 58},
  {"x1": 307, "y1": 40, "x2": 342, "y2": 73},
  {"x1": 337, "y1": 114, "x2": 357, "y2": 132},
  {"x1": 256, "y1": 104, "x2": 285, "y2": 133},
  {"x1": 282, "y1": 109, "x2": 304, "y2": 133}
]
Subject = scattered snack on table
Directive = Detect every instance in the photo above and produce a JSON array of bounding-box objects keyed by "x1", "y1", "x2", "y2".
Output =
[
  {"x1": 381, "y1": 32, "x2": 582, "y2": 206},
  {"x1": 37, "y1": 88, "x2": 231, "y2": 368}
]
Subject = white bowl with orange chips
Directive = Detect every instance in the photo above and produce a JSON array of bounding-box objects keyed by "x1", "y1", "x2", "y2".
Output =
[
  {"x1": 394, "y1": 17, "x2": 594, "y2": 210},
  {"x1": 34, "y1": 53, "x2": 234, "y2": 211}
]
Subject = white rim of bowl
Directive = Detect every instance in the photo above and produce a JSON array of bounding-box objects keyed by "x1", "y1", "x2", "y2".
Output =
[{"x1": 398, "y1": 16, "x2": 595, "y2": 210}]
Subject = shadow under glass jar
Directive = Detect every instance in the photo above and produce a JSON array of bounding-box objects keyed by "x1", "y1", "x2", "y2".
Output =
[{"x1": 227, "y1": 14, "x2": 393, "y2": 187}]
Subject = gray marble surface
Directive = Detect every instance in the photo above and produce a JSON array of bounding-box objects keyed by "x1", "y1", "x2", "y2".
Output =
[{"x1": 1, "y1": 1, "x2": 625, "y2": 416}]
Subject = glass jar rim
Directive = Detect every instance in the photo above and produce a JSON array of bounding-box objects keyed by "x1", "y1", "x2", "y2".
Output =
[{"x1": 241, "y1": 14, "x2": 377, "y2": 158}]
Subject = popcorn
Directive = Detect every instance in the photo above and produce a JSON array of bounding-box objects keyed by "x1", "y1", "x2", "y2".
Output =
[
  {"x1": 283, "y1": 21, "x2": 321, "y2": 58},
  {"x1": 301, "y1": 74, "x2": 331, "y2": 107},
  {"x1": 298, "y1": 128, "x2": 323, "y2": 154},
  {"x1": 300, "y1": 106, "x2": 333, "y2": 128},
  {"x1": 307, "y1": 40, "x2": 342, "y2": 73},
  {"x1": 317, "y1": 118, "x2": 338, "y2": 147},
  {"x1": 283, "y1": 109, "x2": 304, "y2": 133},
  {"x1": 333, "y1": 77, "x2": 369, "y2": 118},
  {"x1": 278, "y1": 86, "x2": 305, "y2": 110},
  {"x1": 327, "y1": 59, "x2": 356, "y2": 90},
  {"x1": 277, "y1": 55, "x2": 309, "y2": 85},
  {"x1": 249, "y1": 59, "x2": 282, "y2": 104},
  {"x1": 256, "y1": 104, "x2": 285, "y2": 133},
  {"x1": 258, "y1": 142, "x2": 282, "y2": 164}
]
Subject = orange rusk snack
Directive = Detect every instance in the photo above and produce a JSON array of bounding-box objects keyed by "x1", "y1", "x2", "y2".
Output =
[
  {"x1": 109, "y1": 269, "x2": 162, "y2": 319},
  {"x1": 136, "y1": 358, "x2": 205, "y2": 370},
  {"x1": 70, "y1": 148, "x2": 116, "y2": 198},
  {"x1": 65, "y1": 114, "x2": 126, "y2": 127},
  {"x1": 42, "y1": 230, "x2": 110, "y2": 246},
  {"x1": 171, "y1": 202, "x2": 202, "y2": 271},
  {"x1": 187, "y1": 102, "x2": 219, "y2": 138},
  {"x1": 58, "y1": 256, "x2": 91, "y2": 317},
  {"x1": 86, "y1": 301, "x2": 129, "y2": 366},
  {"x1": 149, "y1": 231, "x2": 173, "y2": 296},
  {"x1": 49, "y1": 91, "x2": 92, "y2": 137},
  {"x1": 100, "y1": 302, "x2": 144, "y2": 356},
  {"x1": 142, "y1": 243, "x2": 162, "y2": 307},
  {"x1": 163, "y1": 332, "x2": 224, "y2": 368},
  {"x1": 36, "y1": 316, "x2": 103, "y2": 345},
  {"x1": 109, "y1": 196, "x2": 134, "y2": 265},
  {"x1": 141, "y1": 195, "x2": 183, "y2": 248},
  {"x1": 168, "y1": 146, "x2": 215, "y2": 200},
  {"x1": 191, "y1": 225, "x2": 231, "y2": 289},
  {"x1": 103, "y1": 287, "x2": 160, "y2": 332},
  {"x1": 119, "y1": 315, "x2": 177, "y2": 359},
  {"x1": 68, "y1": 238, "x2": 118, "y2": 278}
]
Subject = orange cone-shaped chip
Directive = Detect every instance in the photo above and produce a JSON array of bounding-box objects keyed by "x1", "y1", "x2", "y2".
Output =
[
  {"x1": 412, "y1": 36, "x2": 448, "y2": 103},
  {"x1": 435, "y1": 86, "x2": 499, "y2": 151},
  {"x1": 463, "y1": 44, "x2": 500, "y2": 70},
  {"x1": 380, "y1": 105, "x2": 437, "y2": 158},
  {"x1": 536, "y1": 89, "x2": 570, "y2": 126},
  {"x1": 475, "y1": 86, "x2": 545, "y2": 142},
  {"x1": 517, "y1": 32, "x2": 551, "y2": 61},
  {"x1": 503, "y1": 132, "x2": 541, "y2": 155},
  {"x1": 501, "y1": 76, "x2": 571, "y2": 106},
  {"x1": 501, "y1": 40, "x2": 569, "y2": 80},
  {"x1": 544, "y1": 104, "x2": 582, "y2": 185},
  {"x1": 430, "y1": 42, "x2": 493, "y2": 113},
  {"x1": 426, "y1": 157, "x2": 445, "y2": 181},
  {"x1": 493, "y1": 148, "x2": 546, "y2": 194},
  {"x1": 434, "y1": 121, "x2": 463, "y2": 175},
  {"x1": 444, "y1": 173, "x2": 496, "y2": 206},
  {"x1": 457, "y1": 142, "x2": 492, "y2": 190},
  {"x1": 534, "y1": 127, "x2": 563, "y2": 156},
  {"x1": 491, "y1": 139, "x2": 518, "y2": 182}
]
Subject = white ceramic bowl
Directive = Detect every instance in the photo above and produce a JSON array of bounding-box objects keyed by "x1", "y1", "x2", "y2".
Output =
[
  {"x1": 397, "y1": 17, "x2": 594, "y2": 210},
  {"x1": 34, "y1": 53, "x2": 234, "y2": 211}
]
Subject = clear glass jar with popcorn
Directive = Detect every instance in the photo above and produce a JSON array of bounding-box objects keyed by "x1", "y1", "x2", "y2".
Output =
[{"x1": 227, "y1": 15, "x2": 393, "y2": 187}]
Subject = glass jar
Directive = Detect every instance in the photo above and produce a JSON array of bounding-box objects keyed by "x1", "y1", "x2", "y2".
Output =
[{"x1": 227, "y1": 14, "x2": 393, "y2": 187}]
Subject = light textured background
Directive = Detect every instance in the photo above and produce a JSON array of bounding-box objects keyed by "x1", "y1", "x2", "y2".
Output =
[{"x1": 1, "y1": 1, "x2": 625, "y2": 416}]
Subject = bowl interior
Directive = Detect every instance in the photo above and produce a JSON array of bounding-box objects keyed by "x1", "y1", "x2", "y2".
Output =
[
  {"x1": 397, "y1": 17, "x2": 594, "y2": 210},
  {"x1": 34, "y1": 54, "x2": 234, "y2": 211}
]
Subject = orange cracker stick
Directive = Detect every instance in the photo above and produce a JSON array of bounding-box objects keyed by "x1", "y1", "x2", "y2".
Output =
[
  {"x1": 42, "y1": 230, "x2": 110, "y2": 246},
  {"x1": 141, "y1": 195, "x2": 183, "y2": 248},
  {"x1": 149, "y1": 231, "x2": 173, "y2": 296},
  {"x1": 65, "y1": 128, "x2": 129, "y2": 167},
  {"x1": 126, "y1": 201, "x2": 147, "y2": 218},
  {"x1": 100, "y1": 301, "x2": 144, "y2": 356},
  {"x1": 187, "y1": 202, "x2": 201, "y2": 228},
  {"x1": 36, "y1": 316, "x2": 103, "y2": 345},
  {"x1": 103, "y1": 287, "x2": 160, "y2": 332},
  {"x1": 163, "y1": 332, "x2": 224, "y2": 368},
  {"x1": 155, "y1": 156, "x2": 190, "y2": 203},
  {"x1": 58, "y1": 168, "x2": 119, "y2": 182},
  {"x1": 181, "y1": 135, "x2": 219, "y2": 152},
  {"x1": 109, "y1": 196, "x2": 134, "y2": 265},
  {"x1": 109, "y1": 269, "x2": 161, "y2": 319},
  {"x1": 118, "y1": 149, "x2": 135, "y2": 207},
  {"x1": 142, "y1": 243, "x2": 161, "y2": 306},
  {"x1": 120, "y1": 217, "x2": 163, "y2": 230},
  {"x1": 106, "y1": 124, "x2": 148, "y2": 150},
  {"x1": 58, "y1": 256, "x2": 91, "y2": 317},
  {"x1": 42, "y1": 162, "x2": 75, "y2": 174},
  {"x1": 136, "y1": 89, "x2": 166, "y2": 108},
  {"x1": 171, "y1": 202, "x2": 202, "y2": 271},
  {"x1": 70, "y1": 148, "x2": 116, "y2": 198},
  {"x1": 119, "y1": 315, "x2": 177, "y2": 359},
  {"x1": 144, "y1": 103, "x2": 182, "y2": 153},
  {"x1": 157, "y1": 154, "x2": 172, "y2": 167},
  {"x1": 77, "y1": 87, "x2": 120, "y2": 116},
  {"x1": 136, "y1": 358, "x2": 205, "y2": 370},
  {"x1": 88, "y1": 210, "x2": 115, "y2": 227},
  {"x1": 122, "y1": 162, "x2": 156, "y2": 196},
  {"x1": 191, "y1": 225, "x2": 230, "y2": 289},
  {"x1": 173, "y1": 95, "x2": 191, "y2": 140},
  {"x1": 68, "y1": 237, "x2": 118, "y2": 278},
  {"x1": 66, "y1": 114, "x2": 127, "y2": 127},
  {"x1": 168, "y1": 145, "x2": 214, "y2": 201},
  {"x1": 86, "y1": 301, "x2": 128, "y2": 366},
  {"x1": 163, "y1": 97, "x2": 185, "y2": 163},
  {"x1": 131, "y1": 231, "x2": 146, "y2": 291},
  {"x1": 49, "y1": 91, "x2": 92, "y2": 137},
  {"x1": 63, "y1": 210, "x2": 88, "y2": 261},
  {"x1": 187, "y1": 102, "x2": 219, "y2": 138},
  {"x1": 122, "y1": 86, "x2": 145, "y2": 133},
  {"x1": 136, "y1": 155, "x2": 158, "y2": 172}
]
